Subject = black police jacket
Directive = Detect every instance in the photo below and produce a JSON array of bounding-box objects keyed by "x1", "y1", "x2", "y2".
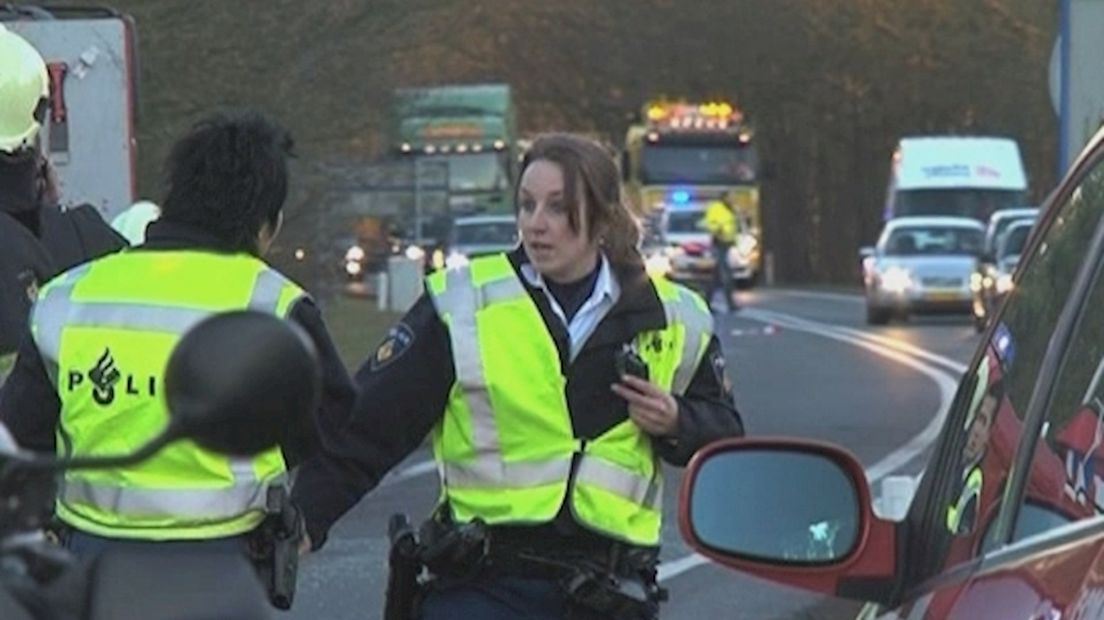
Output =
[
  {"x1": 0, "y1": 205, "x2": 126, "y2": 355},
  {"x1": 293, "y1": 247, "x2": 744, "y2": 548},
  {"x1": 0, "y1": 220, "x2": 357, "y2": 469},
  {"x1": 0, "y1": 211, "x2": 55, "y2": 354}
]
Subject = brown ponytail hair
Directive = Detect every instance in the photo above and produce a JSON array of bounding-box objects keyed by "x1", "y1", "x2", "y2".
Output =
[{"x1": 517, "y1": 133, "x2": 643, "y2": 268}]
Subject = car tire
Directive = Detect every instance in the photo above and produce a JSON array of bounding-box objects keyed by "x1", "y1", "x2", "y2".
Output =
[{"x1": 866, "y1": 304, "x2": 891, "y2": 325}]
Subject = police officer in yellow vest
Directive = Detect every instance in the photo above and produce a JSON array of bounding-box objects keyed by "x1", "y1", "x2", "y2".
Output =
[
  {"x1": 293, "y1": 134, "x2": 744, "y2": 619},
  {"x1": 702, "y1": 199, "x2": 739, "y2": 313},
  {"x1": 0, "y1": 112, "x2": 355, "y2": 558}
]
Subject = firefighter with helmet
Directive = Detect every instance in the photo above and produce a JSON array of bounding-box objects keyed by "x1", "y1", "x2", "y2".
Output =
[{"x1": 0, "y1": 24, "x2": 125, "y2": 379}]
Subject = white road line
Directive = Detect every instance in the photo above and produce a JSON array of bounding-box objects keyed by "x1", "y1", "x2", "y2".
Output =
[
  {"x1": 659, "y1": 307, "x2": 962, "y2": 583},
  {"x1": 379, "y1": 459, "x2": 437, "y2": 487},
  {"x1": 769, "y1": 289, "x2": 865, "y2": 304},
  {"x1": 657, "y1": 553, "x2": 711, "y2": 581},
  {"x1": 747, "y1": 308, "x2": 969, "y2": 375}
]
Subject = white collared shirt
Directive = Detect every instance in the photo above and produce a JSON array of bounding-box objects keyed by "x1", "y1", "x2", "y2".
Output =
[{"x1": 520, "y1": 254, "x2": 621, "y2": 361}]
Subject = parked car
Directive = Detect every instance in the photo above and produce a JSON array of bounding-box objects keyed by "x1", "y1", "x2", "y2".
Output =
[
  {"x1": 442, "y1": 214, "x2": 518, "y2": 268},
  {"x1": 862, "y1": 216, "x2": 985, "y2": 324},
  {"x1": 971, "y1": 217, "x2": 1037, "y2": 332},
  {"x1": 679, "y1": 126, "x2": 1104, "y2": 618}
]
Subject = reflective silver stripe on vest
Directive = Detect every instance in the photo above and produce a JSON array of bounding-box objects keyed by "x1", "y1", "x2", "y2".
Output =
[
  {"x1": 668, "y1": 288, "x2": 714, "y2": 395},
  {"x1": 249, "y1": 269, "x2": 289, "y2": 314},
  {"x1": 34, "y1": 267, "x2": 293, "y2": 366},
  {"x1": 480, "y1": 277, "x2": 527, "y2": 307},
  {"x1": 230, "y1": 458, "x2": 258, "y2": 485},
  {"x1": 438, "y1": 267, "x2": 499, "y2": 456},
  {"x1": 70, "y1": 303, "x2": 209, "y2": 334},
  {"x1": 576, "y1": 456, "x2": 663, "y2": 512},
  {"x1": 33, "y1": 263, "x2": 94, "y2": 364},
  {"x1": 432, "y1": 265, "x2": 527, "y2": 463},
  {"x1": 61, "y1": 477, "x2": 280, "y2": 520},
  {"x1": 444, "y1": 456, "x2": 573, "y2": 489}
]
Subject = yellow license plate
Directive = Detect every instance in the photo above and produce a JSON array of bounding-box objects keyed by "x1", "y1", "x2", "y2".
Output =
[{"x1": 925, "y1": 290, "x2": 961, "y2": 301}]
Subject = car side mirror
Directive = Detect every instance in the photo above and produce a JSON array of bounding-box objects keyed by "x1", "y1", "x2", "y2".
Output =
[
  {"x1": 164, "y1": 310, "x2": 320, "y2": 456},
  {"x1": 679, "y1": 439, "x2": 897, "y2": 603}
]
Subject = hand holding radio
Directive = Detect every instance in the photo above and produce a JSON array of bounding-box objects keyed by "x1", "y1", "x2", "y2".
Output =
[{"x1": 611, "y1": 345, "x2": 679, "y2": 438}]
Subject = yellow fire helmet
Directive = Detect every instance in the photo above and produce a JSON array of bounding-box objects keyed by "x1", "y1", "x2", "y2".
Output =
[{"x1": 0, "y1": 24, "x2": 49, "y2": 155}]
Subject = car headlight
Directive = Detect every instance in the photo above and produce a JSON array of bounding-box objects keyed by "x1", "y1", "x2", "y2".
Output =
[
  {"x1": 996, "y1": 274, "x2": 1014, "y2": 294},
  {"x1": 726, "y1": 246, "x2": 749, "y2": 268},
  {"x1": 645, "y1": 253, "x2": 673, "y2": 276},
  {"x1": 970, "y1": 272, "x2": 984, "y2": 293},
  {"x1": 880, "y1": 266, "x2": 913, "y2": 294},
  {"x1": 735, "y1": 234, "x2": 758, "y2": 258},
  {"x1": 445, "y1": 252, "x2": 470, "y2": 269},
  {"x1": 346, "y1": 245, "x2": 366, "y2": 262}
]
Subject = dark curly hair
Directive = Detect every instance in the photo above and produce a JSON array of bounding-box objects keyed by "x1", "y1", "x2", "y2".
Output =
[{"x1": 160, "y1": 111, "x2": 294, "y2": 254}]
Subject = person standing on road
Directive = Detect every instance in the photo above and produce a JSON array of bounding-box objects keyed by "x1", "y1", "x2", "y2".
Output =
[
  {"x1": 702, "y1": 199, "x2": 739, "y2": 313},
  {"x1": 0, "y1": 25, "x2": 126, "y2": 379},
  {"x1": 293, "y1": 133, "x2": 744, "y2": 619},
  {"x1": 0, "y1": 112, "x2": 355, "y2": 567}
]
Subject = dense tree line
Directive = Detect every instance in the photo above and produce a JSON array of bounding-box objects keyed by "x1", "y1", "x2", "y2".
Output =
[{"x1": 89, "y1": 0, "x2": 1058, "y2": 283}]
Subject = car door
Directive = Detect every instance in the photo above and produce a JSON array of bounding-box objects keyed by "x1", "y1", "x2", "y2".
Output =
[
  {"x1": 868, "y1": 132, "x2": 1104, "y2": 619},
  {"x1": 937, "y1": 144, "x2": 1104, "y2": 618}
]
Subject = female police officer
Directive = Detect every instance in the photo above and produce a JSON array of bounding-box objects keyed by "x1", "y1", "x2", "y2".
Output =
[{"x1": 293, "y1": 133, "x2": 744, "y2": 619}]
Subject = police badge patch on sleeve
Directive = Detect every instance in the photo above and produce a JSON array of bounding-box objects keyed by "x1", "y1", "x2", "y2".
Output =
[
  {"x1": 17, "y1": 269, "x2": 39, "y2": 302},
  {"x1": 371, "y1": 323, "x2": 415, "y2": 371},
  {"x1": 711, "y1": 350, "x2": 733, "y2": 396}
]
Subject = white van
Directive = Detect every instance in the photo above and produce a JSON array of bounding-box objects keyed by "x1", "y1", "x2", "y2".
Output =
[{"x1": 884, "y1": 136, "x2": 1029, "y2": 222}]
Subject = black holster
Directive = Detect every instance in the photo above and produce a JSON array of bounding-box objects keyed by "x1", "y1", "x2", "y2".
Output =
[
  {"x1": 560, "y1": 561, "x2": 665, "y2": 620},
  {"x1": 248, "y1": 486, "x2": 302, "y2": 610},
  {"x1": 510, "y1": 542, "x2": 666, "y2": 620},
  {"x1": 384, "y1": 513, "x2": 423, "y2": 620}
]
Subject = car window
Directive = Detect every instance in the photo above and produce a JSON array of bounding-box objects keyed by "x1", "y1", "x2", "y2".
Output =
[
  {"x1": 1009, "y1": 163, "x2": 1104, "y2": 543},
  {"x1": 998, "y1": 224, "x2": 1033, "y2": 260},
  {"x1": 886, "y1": 226, "x2": 983, "y2": 256},
  {"x1": 667, "y1": 210, "x2": 706, "y2": 234},
  {"x1": 911, "y1": 158, "x2": 1104, "y2": 577},
  {"x1": 454, "y1": 221, "x2": 517, "y2": 245}
]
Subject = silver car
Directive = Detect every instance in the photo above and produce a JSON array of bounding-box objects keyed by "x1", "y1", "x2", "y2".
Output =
[
  {"x1": 443, "y1": 214, "x2": 518, "y2": 269},
  {"x1": 971, "y1": 217, "x2": 1036, "y2": 331},
  {"x1": 861, "y1": 216, "x2": 985, "y2": 325}
]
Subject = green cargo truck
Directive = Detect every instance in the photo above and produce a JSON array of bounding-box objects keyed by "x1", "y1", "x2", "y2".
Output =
[{"x1": 392, "y1": 83, "x2": 517, "y2": 220}]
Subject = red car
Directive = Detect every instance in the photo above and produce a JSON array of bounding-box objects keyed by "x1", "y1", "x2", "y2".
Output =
[{"x1": 680, "y1": 126, "x2": 1104, "y2": 618}]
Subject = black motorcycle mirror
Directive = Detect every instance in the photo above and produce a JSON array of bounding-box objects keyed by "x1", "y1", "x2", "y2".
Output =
[{"x1": 15, "y1": 310, "x2": 320, "y2": 471}]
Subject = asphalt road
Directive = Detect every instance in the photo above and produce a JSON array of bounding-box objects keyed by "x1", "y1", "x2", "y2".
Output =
[{"x1": 283, "y1": 288, "x2": 982, "y2": 620}]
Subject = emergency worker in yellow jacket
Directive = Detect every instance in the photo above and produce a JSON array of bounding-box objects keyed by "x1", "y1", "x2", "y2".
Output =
[
  {"x1": 0, "y1": 112, "x2": 355, "y2": 556},
  {"x1": 702, "y1": 199, "x2": 739, "y2": 312},
  {"x1": 294, "y1": 134, "x2": 744, "y2": 619}
]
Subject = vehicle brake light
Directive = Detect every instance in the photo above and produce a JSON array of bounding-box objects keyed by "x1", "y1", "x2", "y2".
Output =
[{"x1": 681, "y1": 241, "x2": 707, "y2": 255}]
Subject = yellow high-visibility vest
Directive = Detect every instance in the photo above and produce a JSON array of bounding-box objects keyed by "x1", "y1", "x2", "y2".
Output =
[
  {"x1": 427, "y1": 254, "x2": 712, "y2": 545},
  {"x1": 32, "y1": 250, "x2": 305, "y2": 540},
  {"x1": 703, "y1": 201, "x2": 738, "y2": 244}
]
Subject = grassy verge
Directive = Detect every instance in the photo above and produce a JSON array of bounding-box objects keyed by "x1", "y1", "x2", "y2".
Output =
[{"x1": 321, "y1": 295, "x2": 402, "y2": 371}]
